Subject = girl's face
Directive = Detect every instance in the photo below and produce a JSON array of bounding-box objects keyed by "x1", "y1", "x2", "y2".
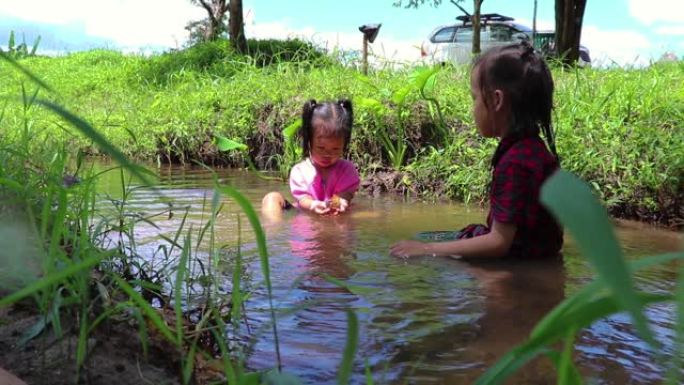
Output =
[
  {"x1": 470, "y1": 66, "x2": 506, "y2": 138},
  {"x1": 471, "y1": 68, "x2": 494, "y2": 137},
  {"x1": 310, "y1": 132, "x2": 345, "y2": 168}
]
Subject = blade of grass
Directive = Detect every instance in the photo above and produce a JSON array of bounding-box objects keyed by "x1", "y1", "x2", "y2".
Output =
[
  {"x1": 556, "y1": 329, "x2": 582, "y2": 385},
  {"x1": 209, "y1": 320, "x2": 238, "y2": 385},
  {"x1": 541, "y1": 170, "x2": 656, "y2": 348},
  {"x1": 475, "y1": 291, "x2": 671, "y2": 385},
  {"x1": 34, "y1": 100, "x2": 154, "y2": 186},
  {"x1": 218, "y1": 184, "x2": 282, "y2": 370},
  {"x1": 110, "y1": 275, "x2": 176, "y2": 343},
  {"x1": 0, "y1": 253, "x2": 106, "y2": 307},
  {"x1": 0, "y1": 51, "x2": 54, "y2": 93},
  {"x1": 175, "y1": 233, "x2": 191, "y2": 345},
  {"x1": 232, "y1": 214, "x2": 244, "y2": 325},
  {"x1": 337, "y1": 310, "x2": 359, "y2": 385},
  {"x1": 666, "y1": 263, "x2": 684, "y2": 385}
]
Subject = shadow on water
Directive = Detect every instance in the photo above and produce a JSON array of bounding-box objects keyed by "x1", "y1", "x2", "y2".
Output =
[{"x1": 94, "y1": 163, "x2": 683, "y2": 385}]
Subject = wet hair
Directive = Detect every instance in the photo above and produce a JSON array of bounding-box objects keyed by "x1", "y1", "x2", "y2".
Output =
[
  {"x1": 300, "y1": 99, "x2": 353, "y2": 158},
  {"x1": 473, "y1": 41, "x2": 558, "y2": 159}
]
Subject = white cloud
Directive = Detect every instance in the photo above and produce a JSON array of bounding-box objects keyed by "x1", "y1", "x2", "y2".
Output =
[
  {"x1": 0, "y1": 0, "x2": 205, "y2": 49},
  {"x1": 515, "y1": 18, "x2": 555, "y2": 31},
  {"x1": 656, "y1": 26, "x2": 684, "y2": 35},
  {"x1": 580, "y1": 25, "x2": 652, "y2": 66},
  {"x1": 629, "y1": 0, "x2": 684, "y2": 25},
  {"x1": 245, "y1": 12, "x2": 423, "y2": 64}
]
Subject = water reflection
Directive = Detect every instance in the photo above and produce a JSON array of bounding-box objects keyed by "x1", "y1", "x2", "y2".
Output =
[
  {"x1": 393, "y1": 257, "x2": 565, "y2": 385},
  {"x1": 91, "y1": 164, "x2": 682, "y2": 385},
  {"x1": 263, "y1": 211, "x2": 357, "y2": 279}
]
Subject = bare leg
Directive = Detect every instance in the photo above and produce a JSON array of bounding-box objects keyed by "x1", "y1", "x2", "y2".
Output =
[{"x1": 261, "y1": 192, "x2": 288, "y2": 212}]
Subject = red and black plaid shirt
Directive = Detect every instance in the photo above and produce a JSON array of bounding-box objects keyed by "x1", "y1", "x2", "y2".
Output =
[{"x1": 486, "y1": 135, "x2": 563, "y2": 258}]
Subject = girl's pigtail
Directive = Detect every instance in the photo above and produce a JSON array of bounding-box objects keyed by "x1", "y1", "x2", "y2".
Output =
[
  {"x1": 543, "y1": 124, "x2": 559, "y2": 161},
  {"x1": 338, "y1": 99, "x2": 354, "y2": 153},
  {"x1": 301, "y1": 99, "x2": 317, "y2": 158}
]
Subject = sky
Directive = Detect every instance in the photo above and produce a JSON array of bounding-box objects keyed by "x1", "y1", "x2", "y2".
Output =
[{"x1": 0, "y1": 0, "x2": 682, "y2": 67}]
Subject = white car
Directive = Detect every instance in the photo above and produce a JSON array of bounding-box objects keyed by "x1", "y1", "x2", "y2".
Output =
[{"x1": 421, "y1": 13, "x2": 591, "y2": 66}]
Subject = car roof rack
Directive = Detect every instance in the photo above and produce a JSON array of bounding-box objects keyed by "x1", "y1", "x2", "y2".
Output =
[{"x1": 456, "y1": 13, "x2": 514, "y2": 25}]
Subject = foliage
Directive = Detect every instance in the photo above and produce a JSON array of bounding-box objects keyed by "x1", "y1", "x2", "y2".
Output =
[
  {"x1": 188, "y1": 0, "x2": 229, "y2": 42},
  {"x1": 0, "y1": 54, "x2": 285, "y2": 384},
  {"x1": 245, "y1": 38, "x2": 330, "y2": 67},
  {"x1": 356, "y1": 65, "x2": 445, "y2": 169},
  {"x1": 136, "y1": 38, "x2": 329, "y2": 86},
  {"x1": 474, "y1": 170, "x2": 684, "y2": 384},
  {"x1": 0, "y1": 30, "x2": 41, "y2": 60},
  {"x1": 1, "y1": 47, "x2": 684, "y2": 385},
  {"x1": 0, "y1": 48, "x2": 682, "y2": 225}
]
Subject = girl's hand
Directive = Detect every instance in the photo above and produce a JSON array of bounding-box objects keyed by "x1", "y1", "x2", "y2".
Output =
[
  {"x1": 390, "y1": 240, "x2": 433, "y2": 258},
  {"x1": 335, "y1": 197, "x2": 349, "y2": 213},
  {"x1": 309, "y1": 200, "x2": 331, "y2": 215}
]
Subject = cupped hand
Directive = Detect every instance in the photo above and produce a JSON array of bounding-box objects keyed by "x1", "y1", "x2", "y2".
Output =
[
  {"x1": 309, "y1": 200, "x2": 331, "y2": 215},
  {"x1": 390, "y1": 240, "x2": 433, "y2": 258},
  {"x1": 336, "y1": 197, "x2": 349, "y2": 213}
]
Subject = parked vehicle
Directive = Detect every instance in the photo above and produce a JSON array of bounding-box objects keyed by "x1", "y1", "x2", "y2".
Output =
[{"x1": 421, "y1": 13, "x2": 591, "y2": 66}]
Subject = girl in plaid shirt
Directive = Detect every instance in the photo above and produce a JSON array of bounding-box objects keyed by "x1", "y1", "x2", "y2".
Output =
[{"x1": 391, "y1": 41, "x2": 563, "y2": 259}]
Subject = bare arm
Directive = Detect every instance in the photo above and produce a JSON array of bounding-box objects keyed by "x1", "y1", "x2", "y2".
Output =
[
  {"x1": 297, "y1": 195, "x2": 316, "y2": 210},
  {"x1": 390, "y1": 220, "x2": 517, "y2": 259}
]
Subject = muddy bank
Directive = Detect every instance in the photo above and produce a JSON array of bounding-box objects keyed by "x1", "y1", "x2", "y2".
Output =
[
  {"x1": 0, "y1": 303, "x2": 181, "y2": 385},
  {"x1": 143, "y1": 101, "x2": 682, "y2": 228}
]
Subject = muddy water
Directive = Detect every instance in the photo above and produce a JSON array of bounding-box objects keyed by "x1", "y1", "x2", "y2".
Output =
[{"x1": 96, "y1": 164, "x2": 683, "y2": 385}]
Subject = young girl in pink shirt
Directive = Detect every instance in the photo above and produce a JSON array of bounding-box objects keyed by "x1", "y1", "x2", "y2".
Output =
[{"x1": 262, "y1": 99, "x2": 360, "y2": 215}]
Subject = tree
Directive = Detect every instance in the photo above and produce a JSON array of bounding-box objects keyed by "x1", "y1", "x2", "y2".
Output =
[
  {"x1": 228, "y1": 0, "x2": 247, "y2": 54},
  {"x1": 394, "y1": 0, "x2": 485, "y2": 55},
  {"x1": 189, "y1": 0, "x2": 246, "y2": 53},
  {"x1": 190, "y1": 0, "x2": 228, "y2": 41},
  {"x1": 554, "y1": 0, "x2": 587, "y2": 66}
]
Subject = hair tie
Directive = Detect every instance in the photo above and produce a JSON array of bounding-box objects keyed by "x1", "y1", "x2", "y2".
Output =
[{"x1": 521, "y1": 41, "x2": 535, "y2": 59}]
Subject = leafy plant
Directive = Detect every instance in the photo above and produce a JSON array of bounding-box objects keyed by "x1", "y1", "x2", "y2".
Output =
[
  {"x1": 1, "y1": 30, "x2": 41, "y2": 60},
  {"x1": 215, "y1": 134, "x2": 280, "y2": 180},
  {"x1": 475, "y1": 170, "x2": 684, "y2": 385},
  {"x1": 356, "y1": 65, "x2": 444, "y2": 169}
]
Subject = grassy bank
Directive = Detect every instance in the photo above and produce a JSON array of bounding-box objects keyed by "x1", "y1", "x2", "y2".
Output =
[
  {"x1": 1, "y1": 42, "x2": 684, "y2": 385},
  {"x1": 1, "y1": 42, "x2": 682, "y2": 226}
]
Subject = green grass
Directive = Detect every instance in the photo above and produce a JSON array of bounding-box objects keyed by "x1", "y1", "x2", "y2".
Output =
[
  {"x1": 0, "y1": 43, "x2": 683, "y2": 384},
  {"x1": 1, "y1": 46, "x2": 680, "y2": 224}
]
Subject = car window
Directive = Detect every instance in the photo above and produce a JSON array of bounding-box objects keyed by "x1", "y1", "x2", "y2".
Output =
[
  {"x1": 431, "y1": 27, "x2": 456, "y2": 43},
  {"x1": 489, "y1": 25, "x2": 513, "y2": 42},
  {"x1": 454, "y1": 26, "x2": 473, "y2": 42}
]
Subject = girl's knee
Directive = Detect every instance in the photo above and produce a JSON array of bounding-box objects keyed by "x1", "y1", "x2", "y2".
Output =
[{"x1": 262, "y1": 192, "x2": 286, "y2": 212}]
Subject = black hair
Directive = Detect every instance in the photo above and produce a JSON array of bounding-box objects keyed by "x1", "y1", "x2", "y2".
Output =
[
  {"x1": 300, "y1": 99, "x2": 354, "y2": 158},
  {"x1": 473, "y1": 41, "x2": 558, "y2": 160}
]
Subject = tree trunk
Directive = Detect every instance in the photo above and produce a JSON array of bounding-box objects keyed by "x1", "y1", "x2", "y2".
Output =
[
  {"x1": 229, "y1": 0, "x2": 247, "y2": 54},
  {"x1": 471, "y1": 0, "x2": 484, "y2": 54},
  {"x1": 533, "y1": 0, "x2": 538, "y2": 44},
  {"x1": 555, "y1": 0, "x2": 587, "y2": 66}
]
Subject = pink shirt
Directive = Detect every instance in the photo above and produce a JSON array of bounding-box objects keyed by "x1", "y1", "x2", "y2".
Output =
[{"x1": 289, "y1": 158, "x2": 360, "y2": 202}]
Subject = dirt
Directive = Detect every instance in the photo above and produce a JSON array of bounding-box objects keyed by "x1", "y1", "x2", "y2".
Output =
[{"x1": 0, "y1": 303, "x2": 182, "y2": 385}]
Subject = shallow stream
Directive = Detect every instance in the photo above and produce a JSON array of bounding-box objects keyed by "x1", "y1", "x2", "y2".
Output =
[{"x1": 96, "y1": 164, "x2": 683, "y2": 384}]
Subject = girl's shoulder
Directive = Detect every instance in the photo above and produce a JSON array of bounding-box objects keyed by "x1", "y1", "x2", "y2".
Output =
[
  {"x1": 498, "y1": 136, "x2": 557, "y2": 170},
  {"x1": 509, "y1": 136, "x2": 553, "y2": 158},
  {"x1": 290, "y1": 158, "x2": 315, "y2": 180},
  {"x1": 292, "y1": 158, "x2": 314, "y2": 171}
]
